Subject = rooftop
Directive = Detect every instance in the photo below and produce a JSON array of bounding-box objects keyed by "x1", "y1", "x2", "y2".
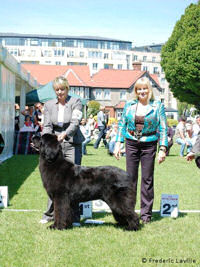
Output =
[
  {"x1": 22, "y1": 64, "x2": 161, "y2": 89},
  {"x1": 0, "y1": 32, "x2": 131, "y2": 43}
]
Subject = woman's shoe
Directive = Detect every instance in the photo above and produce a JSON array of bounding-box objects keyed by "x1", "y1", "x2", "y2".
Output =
[{"x1": 141, "y1": 218, "x2": 151, "y2": 224}]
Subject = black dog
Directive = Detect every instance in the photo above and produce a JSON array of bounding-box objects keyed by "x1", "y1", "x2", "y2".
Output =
[{"x1": 32, "y1": 134, "x2": 139, "y2": 231}]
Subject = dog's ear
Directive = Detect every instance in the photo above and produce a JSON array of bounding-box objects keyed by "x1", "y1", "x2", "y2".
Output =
[{"x1": 31, "y1": 135, "x2": 41, "y2": 151}]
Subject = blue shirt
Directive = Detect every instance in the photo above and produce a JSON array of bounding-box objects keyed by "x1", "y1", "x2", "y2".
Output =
[
  {"x1": 97, "y1": 110, "x2": 106, "y2": 127},
  {"x1": 116, "y1": 99, "x2": 168, "y2": 147}
]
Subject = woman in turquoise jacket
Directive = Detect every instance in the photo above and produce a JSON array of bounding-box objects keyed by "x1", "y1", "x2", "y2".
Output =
[{"x1": 114, "y1": 77, "x2": 168, "y2": 224}]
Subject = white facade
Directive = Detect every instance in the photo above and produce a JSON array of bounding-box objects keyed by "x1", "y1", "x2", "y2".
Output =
[
  {"x1": 0, "y1": 33, "x2": 177, "y2": 110},
  {"x1": 6, "y1": 46, "x2": 132, "y2": 75}
]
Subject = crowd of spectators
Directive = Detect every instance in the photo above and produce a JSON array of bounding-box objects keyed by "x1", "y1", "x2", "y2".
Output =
[
  {"x1": 15, "y1": 102, "x2": 44, "y2": 133},
  {"x1": 175, "y1": 115, "x2": 200, "y2": 157},
  {"x1": 15, "y1": 102, "x2": 200, "y2": 159}
]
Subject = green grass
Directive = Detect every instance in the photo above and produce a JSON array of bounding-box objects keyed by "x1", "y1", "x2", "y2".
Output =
[{"x1": 0, "y1": 143, "x2": 199, "y2": 267}]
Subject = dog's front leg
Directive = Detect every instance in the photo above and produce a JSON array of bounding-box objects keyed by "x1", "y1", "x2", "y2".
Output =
[{"x1": 49, "y1": 194, "x2": 72, "y2": 230}]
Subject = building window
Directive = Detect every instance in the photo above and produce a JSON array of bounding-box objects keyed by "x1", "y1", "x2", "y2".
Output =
[
  {"x1": 85, "y1": 88, "x2": 90, "y2": 99},
  {"x1": 70, "y1": 86, "x2": 75, "y2": 94},
  {"x1": 88, "y1": 51, "x2": 102, "y2": 58},
  {"x1": 120, "y1": 91, "x2": 126, "y2": 100},
  {"x1": 116, "y1": 110, "x2": 123, "y2": 120},
  {"x1": 143, "y1": 56, "x2": 147, "y2": 62},
  {"x1": 80, "y1": 87, "x2": 84, "y2": 98},
  {"x1": 133, "y1": 55, "x2": 138, "y2": 61},
  {"x1": 67, "y1": 62, "x2": 87, "y2": 66},
  {"x1": 41, "y1": 40, "x2": 48, "y2": 47},
  {"x1": 104, "y1": 53, "x2": 109, "y2": 59},
  {"x1": 104, "y1": 64, "x2": 113, "y2": 69},
  {"x1": 43, "y1": 50, "x2": 52, "y2": 57},
  {"x1": 54, "y1": 49, "x2": 65, "y2": 56},
  {"x1": 143, "y1": 66, "x2": 148, "y2": 71},
  {"x1": 93, "y1": 63, "x2": 98, "y2": 70},
  {"x1": 30, "y1": 50, "x2": 36, "y2": 57},
  {"x1": 153, "y1": 67, "x2": 159, "y2": 74},
  {"x1": 96, "y1": 89, "x2": 102, "y2": 100},
  {"x1": 8, "y1": 48, "x2": 18, "y2": 56},
  {"x1": 75, "y1": 87, "x2": 80, "y2": 95},
  {"x1": 161, "y1": 88, "x2": 165, "y2": 95},
  {"x1": 118, "y1": 64, "x2": 123, "y2": 70},
  {"x1": 152, "y1": 57, "x2": 156, "y2": 62},
  {"x1": 161, "y1": 98, "x2": 164, "y2": 103},
  {"x1": 20, "y1": 50, "x2": 26, "y2": 56},
  {"x1": 5, "y1": 37, "x2": 25, "y2": 46},
  {"x1": 55, "y1": 61, "x2": 61, "y2": 65},
  {"x1": 104, "y1": 89, "x2": 110, "y2": 100},
  {"x1": 161, "y1": 78, "x2": 165, "y2": 83},
  {"x1": 68, "y1": 51, "x2": 74, "y2": 57},
  {"x1": 80, "y1": 51, "x2": 84, "y2": 57},
  {"x1": 30, "y1": 39, "x2": 39, "y2": 46}
]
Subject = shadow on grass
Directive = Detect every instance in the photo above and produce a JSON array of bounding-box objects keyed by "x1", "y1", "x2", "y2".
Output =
[
  {"x1": 151, "y1": 211, "x2": 187, "y2": 223},
  {"x1": 0, "y1": 155, "x2": 39, "y2": 201},
  {"x1": 89, "y1": 211, "x2": 187, "y2": 227}
]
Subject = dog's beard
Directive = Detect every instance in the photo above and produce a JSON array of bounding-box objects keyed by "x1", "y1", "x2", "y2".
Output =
[{"x1": 41, "y1": 147, "x2": 60, "y2": 163}]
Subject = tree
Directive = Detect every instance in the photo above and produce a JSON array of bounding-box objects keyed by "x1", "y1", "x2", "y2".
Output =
[
  {"x1": 177, "y1": 100, "x2": 193, "y2": 116},
  {"x1": 161, "y1": 2, "x2": 200, "y2": 109},
  {"x1": 87, "y1": 100, "x2": 100, "y2": 116}
]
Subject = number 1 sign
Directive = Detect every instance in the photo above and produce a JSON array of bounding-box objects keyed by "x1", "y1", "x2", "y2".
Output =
[
  {"x1": 0, "y1": 186, "x2": 8, "y2": 208},
  {"x1": 160, "y1": 194, "x2": 179, "y2": 217}
]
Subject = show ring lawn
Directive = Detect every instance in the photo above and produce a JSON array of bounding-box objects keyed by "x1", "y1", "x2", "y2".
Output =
[{"x1": 0, "y1": 143, "x2": 199, "y2": 267}]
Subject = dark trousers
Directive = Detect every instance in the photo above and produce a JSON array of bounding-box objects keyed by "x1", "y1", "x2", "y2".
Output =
[
  {"x1": 94, "y1": 126, "x2": 107, "y2": 148},
  {"x1": 42, "y1": 142, "x2": 82, "y2": 222},
  {"x1": 125, "y1": 138, "x2": 157, "y2": 221},
  {"x1": 166, "y1": 140, "x2": 173, "y2": 156}
]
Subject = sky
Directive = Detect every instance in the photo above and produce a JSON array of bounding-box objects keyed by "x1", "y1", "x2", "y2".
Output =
[{"x1": 0, "y1": 0, "x2": 198, "y2": 46}]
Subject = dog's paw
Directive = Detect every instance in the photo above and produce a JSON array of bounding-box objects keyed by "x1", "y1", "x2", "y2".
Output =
[
  {"x1": 48, "y1": 223, "x2": 69, "y2": 230},
  {"x1": 48, "y1": 223, "x2": 57, "y2": 230},
  {"x1": 125, "y1": 220, "x2": 140, "y2": 231}
]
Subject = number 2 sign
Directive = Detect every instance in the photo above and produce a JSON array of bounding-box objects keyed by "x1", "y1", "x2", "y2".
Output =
[{"x1": 160, "y1": 194, "x2": 179, "y2": 217}]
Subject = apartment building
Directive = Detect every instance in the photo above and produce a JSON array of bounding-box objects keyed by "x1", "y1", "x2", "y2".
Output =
[
  {"x1": 0, "y1": 33, "x2": 132, "y2": 74},
  {"x1": 0, "y1": 33, "x2": 177, "y2": 111}
]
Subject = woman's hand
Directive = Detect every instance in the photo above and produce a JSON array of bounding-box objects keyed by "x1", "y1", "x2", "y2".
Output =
[
  {"x1": 57, "y1": 132, "x2": 67, "y2": 142},
  {"x1": 158, "y1": 150, "x2": 166, "y2": 164},
  {"x1": 114, "y1": 142, "x2": 121, "y2": 160},
  {"x1": 186, "y1": 152, "x2": 195, "y2": 161}
]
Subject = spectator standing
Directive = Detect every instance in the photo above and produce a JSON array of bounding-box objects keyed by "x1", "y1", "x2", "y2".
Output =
[
  {"x1": 106, "y1": 123, "x2": 118, "y2": 155},
  {"x1": 15, "y1": 104, "x2": 20, "y2": 131},
  {"x1": 193, "y1": 115, "x2": 200, "y2": 136},
  {"x1": 93, "y1": 107, "x2": 108, "y2": 149},
  {"x1": 34, "y1": 102, "x2": 44, "y2": 132},
  {"x1": 20, "y1": 115, "x2": 35, "y2": 132},
  {"x1": 88, "y1": 114, "x2": 95, "y2": 137},
  {"x1": 175, "y1": 116, "x2": 191, "y2": 157},
  {"x1": 80, "y1": 118, "x2": 91, "y2": 155},
  {"x1": 21, "y1": 106, "x2": 35, "y2": 125},
  {"x1": 186, "y1": 132, "x2": 200, "y2": 168},
  {"x1": 166, "y1": 123, "x2": 174, "y2": 156},
  {"x1": 185, "y1": 120, "x2": 195, "y2": 147}
]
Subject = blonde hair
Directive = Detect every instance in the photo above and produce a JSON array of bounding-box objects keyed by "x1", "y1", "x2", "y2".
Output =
[
  {"x1": 53, "y1": 76, "x2": 69, "y2": 91},
  {"x1": 133, "y1": 77, "x2": 154, "y2": 101}
]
